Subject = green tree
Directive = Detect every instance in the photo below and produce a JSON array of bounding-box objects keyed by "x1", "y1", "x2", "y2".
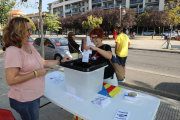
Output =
[
  {"x1": 164, "y1": 1, "x2": 180, "y2": 38},
  {"x1": 82, "y1": 15, "x2": 103, "y2": 29},
  {"x1": 137, "y1": 11, "x2": 149, "y2": 36},
  {"x1": 44, "y1": 10, "x2": 61, "y2": 35},
  {"x1": 24, "y1": 16, "x2": 36, "y2": 32},
  {"x1": 0, "y1": 0, "x2": 16, "y2": 26}
]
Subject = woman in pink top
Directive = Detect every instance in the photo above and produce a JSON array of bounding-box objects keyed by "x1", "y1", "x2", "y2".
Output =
[{"x1": 2, "y1": 17, "x2": 70, "y2": 120}]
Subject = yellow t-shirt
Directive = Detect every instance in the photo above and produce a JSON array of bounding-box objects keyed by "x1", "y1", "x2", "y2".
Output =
[{"x1": 115, "y1": 33, "x2": 130, "y2": 57}]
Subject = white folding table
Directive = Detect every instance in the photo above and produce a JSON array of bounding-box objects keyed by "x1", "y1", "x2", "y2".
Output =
[{"x1": 44, "y1": 71, "x2": 160, "y2": 120}]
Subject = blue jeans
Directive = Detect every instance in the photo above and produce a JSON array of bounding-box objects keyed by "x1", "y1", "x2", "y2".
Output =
[{"x1": 9, "y1": 97, "x2": 40, "y2": 120}]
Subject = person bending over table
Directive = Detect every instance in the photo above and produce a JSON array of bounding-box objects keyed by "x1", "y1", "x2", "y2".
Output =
[
  {"x1": 2, "y1": 17, "x2": 70, "y2": 120},
  {"x1": 85, "y1": 27, "x2": 118, "y2": 86}
]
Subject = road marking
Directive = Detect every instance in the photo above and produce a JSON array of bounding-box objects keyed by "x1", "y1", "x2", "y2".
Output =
[
  {"x1": 127, "y1": 67, "x2": 180, "y2": 79},
  {"x1": 124, "y1": 81, "x2": 180, "y2": 97}
]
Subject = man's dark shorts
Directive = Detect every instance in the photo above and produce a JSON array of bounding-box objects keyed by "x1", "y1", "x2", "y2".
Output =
[{"x1": 116, "y1": 56, "x2": 127, "y2": 67}]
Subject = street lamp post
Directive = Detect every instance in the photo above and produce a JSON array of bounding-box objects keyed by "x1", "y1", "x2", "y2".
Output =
[
  {"x1": 119, "y1": 5, "x2": 126, "y2": 28},
  {"x1": 119, "y1": 5, "x2": 121, "y2": 27},
  {"x1": 137, "y1": 5, "x2": 139, "y2": 35}
]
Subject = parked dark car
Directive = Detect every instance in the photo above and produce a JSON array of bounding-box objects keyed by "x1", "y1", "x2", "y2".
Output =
[
  {"x1": 33, "y1": 37, "x2": 72, "y2": 60},
  {"x1": 75, "y1": 31, "x2": 82, "y2": 35}
]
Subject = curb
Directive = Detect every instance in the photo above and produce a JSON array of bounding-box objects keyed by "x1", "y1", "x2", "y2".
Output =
[{"x1": 128, "y1": 48, "x2": 180, "y2": 54}]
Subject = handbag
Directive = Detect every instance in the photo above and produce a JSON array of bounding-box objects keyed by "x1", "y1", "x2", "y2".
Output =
[{"x1": 68, "y1": 42, "x2": 82, "y2": 60}]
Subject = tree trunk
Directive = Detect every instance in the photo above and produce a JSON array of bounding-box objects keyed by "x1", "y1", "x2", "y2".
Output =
[
  {"x1": 161, "y1": 27, "x2": 164, "y2": 38},
  {"x1": 39, "y1": 0, "x2": 44, "y2": 59},
  {"x1": 152, "y1": 26, "x2": 155, "y2": 39},
  {"x1": 142, "y1": 27, "x2": 144, "y2": 36}
]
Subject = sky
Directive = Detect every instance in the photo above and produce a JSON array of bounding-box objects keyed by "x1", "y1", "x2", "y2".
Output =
[{"x1": 12, "y1": 0, "x2": 51, "y2": 14}]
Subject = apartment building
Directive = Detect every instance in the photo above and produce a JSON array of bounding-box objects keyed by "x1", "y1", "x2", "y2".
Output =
[
  {"x1": 26, "y1": 12, "x2": 47, "y2": 21},
  {"x1": 47, "y1": 0, "x2": 171, "y2": 18}
]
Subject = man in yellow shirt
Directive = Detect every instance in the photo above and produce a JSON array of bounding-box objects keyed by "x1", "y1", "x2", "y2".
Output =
[{"x1": 115, "y1": 27, "x2": 131, "y2": 82}]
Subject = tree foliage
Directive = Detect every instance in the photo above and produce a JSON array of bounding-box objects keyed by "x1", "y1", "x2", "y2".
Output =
[
  {"x1": 164, "y1": 1, "x2": 180, "y2": 26},
  {"x1": 44, "y1": 10, "x2": 61, "y2": 32},
  {"x1": 59, "y1": 8, "x2": 136, "y2": 33},
  {"x1": 82, "y1": 15, "x2": 103, "y2": 29},
  {"x1": 121, "y1": 9, "x2": 136, "y2": 29},
  {"x1": 0, "y1": 0, "x2": 16, "y2": 25},
  {"x1": 24, "y1": 16, "x2": 36, "y2": 32}
]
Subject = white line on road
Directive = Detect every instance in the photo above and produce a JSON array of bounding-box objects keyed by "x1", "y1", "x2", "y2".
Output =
[{"x1": 127, "y1": 67, "x2": 180, "y2": 79}]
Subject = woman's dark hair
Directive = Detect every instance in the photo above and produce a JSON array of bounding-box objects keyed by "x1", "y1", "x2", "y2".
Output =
[
  {"x1": 68, "y1": 32, "x2": 75, "y2": 41},
  {"x1": 89, "y1": 27, "x2": 104, "y2": 39},
  {"x1": 3, "y1": 17, "x2": 29, "y2": 48}
]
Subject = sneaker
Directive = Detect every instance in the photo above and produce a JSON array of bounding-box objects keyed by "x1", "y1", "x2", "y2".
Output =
[{"x1": 118, "y1": 77, "x2": 125, "y2": 82}]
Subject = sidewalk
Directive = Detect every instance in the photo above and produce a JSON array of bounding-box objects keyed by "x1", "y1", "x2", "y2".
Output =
[{"x1": 0, "y1": 35, "x2": 180, "y2": 120}]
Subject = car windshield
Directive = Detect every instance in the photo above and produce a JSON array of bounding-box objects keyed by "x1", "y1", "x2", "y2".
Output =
[
  {"x1": 51, "y1": 38, "x2": 68, "y2": 46},
  {"x1": 29, "y1": 38, "x2": 34, "y2": 42}
]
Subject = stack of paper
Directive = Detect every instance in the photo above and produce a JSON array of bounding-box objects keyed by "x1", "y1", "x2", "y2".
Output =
[
  {"x1": 50, "y1": 73, "x2": 64, "y2": 83},
  {"x1": 91, "y1": 96, "x2": 111, "y2": 108},
  {"x1": 124, "y1": 92, "x2": 138, "y2": 101}
]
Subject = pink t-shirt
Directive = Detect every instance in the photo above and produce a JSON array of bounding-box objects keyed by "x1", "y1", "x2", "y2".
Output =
[{"x1": 4, "y1": 43, "x2": 44, "y2": 102}]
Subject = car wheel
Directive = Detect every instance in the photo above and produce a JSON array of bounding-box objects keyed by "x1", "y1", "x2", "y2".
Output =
[{"x1": 54, "y1": 54, "x2": 63, "y2": 61}]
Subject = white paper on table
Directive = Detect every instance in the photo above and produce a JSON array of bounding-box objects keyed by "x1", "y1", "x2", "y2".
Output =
[
  {"x1": 65, "y1": 92, "x2": 84, "y2": 102},
  {"x1": 50, "y1": 73, "x2": 64, "y2": 83},
  {"x1": 82, "y1": 50, "x2": 90, "y2": 63},
  {"x1": 91, "y1": 96, "x2": 111, "y2": 108},
  {"x1": 114, "y1": 109, "x2": 130, "y2": 120}
]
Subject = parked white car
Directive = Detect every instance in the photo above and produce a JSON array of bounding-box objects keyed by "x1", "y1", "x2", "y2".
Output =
[
  {"x1": 161, "y1": 31, "x2": 178, "y2": 37},
  {"x1": 64, "y1": 31, "x2": 74, "y2": 35},
  {"x1": 143, "y1": 30, "x2": 156, "y2": 36}
]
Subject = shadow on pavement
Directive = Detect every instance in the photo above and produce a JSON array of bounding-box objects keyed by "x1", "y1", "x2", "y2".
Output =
[
  {"x1": 155, "y1": 82, "x2": 180, "y2": 96},
  {"x1": 119, "y1": 81, "x2": 180, "y2": 101}
]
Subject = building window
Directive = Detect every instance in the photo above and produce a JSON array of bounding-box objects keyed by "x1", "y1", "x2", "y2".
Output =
[
  {"x1": 148, "y1": 0, "x2": 151, "y2": 2},
  {"x1": 83, "y1": 8, "x2": 85, "y2": 12},
  {"x1": 87, "y1": 7, "x2": 88, "y2": 10},
  {"x1": 82, "y1": 2, "x2": 85, "y2": 6},
  {"x1": 87, "y1": 1, "x2": 88, "y2": 3}
]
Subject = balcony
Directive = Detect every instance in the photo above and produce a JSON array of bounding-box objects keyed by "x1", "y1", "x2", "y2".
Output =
[
  {"x1": 65, "y1": 12, "x2": 71, "y2": 16},
  {"x1": 71, "y1": 4, "x2": 81, "y2": 9},
  {"x1": 72, "y1": 11, "x2": 81, "y2": 14},
  {"x1": 115, "y1": 2, "x2": 126, "y2": 8},
  {"x1": 103, "y1": 4, "x2": 114, "y2": 9},
  {"x1": 65, "y1": 6, "x2": 71, "y2": 10},
  {"x1": 58, "y1": 13, "x2": 63, "y2": 17},
  {"x1": 109, "y1": 4, "x2": 114, "y2": 8},
  {"x1": 93, "y1": 6, "x2": 102, "y2": 10},
  {"x1": 58, "y1": 8, "x2": 63, "y2": 11},
  {"x1": 92, "y1": 0, "x2": 101, "y2": 5},
  {"x1": 103, "y1": 0, "x2": 112, "y2": 2},
  {"x1": 130, "y1": 0, "x2": 143, "y2": 4},
  {"x1": 47, "y1": 6, "x2": 51, "y2": 10}
]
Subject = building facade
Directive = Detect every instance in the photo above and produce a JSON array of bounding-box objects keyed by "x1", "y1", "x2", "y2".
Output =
[
  {"x1": 26, "y1": 12, "x2": 47, "y2": 21},
  {"x1": 47, "y1": 0, "x2": 171, "y2": 18}
]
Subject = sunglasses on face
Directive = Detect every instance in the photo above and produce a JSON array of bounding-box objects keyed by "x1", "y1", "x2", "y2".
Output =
[
  {"x1": 90, "y1": 36, "x2": 98, "y2": 40},
  {"x1": 27, "y1": 29, "x2": 32, "y2": 33}
]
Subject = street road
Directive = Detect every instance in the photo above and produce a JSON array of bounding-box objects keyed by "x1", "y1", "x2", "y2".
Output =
[{"x1": 112, "y1": 49, "x2": 180, "y2": 101}]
